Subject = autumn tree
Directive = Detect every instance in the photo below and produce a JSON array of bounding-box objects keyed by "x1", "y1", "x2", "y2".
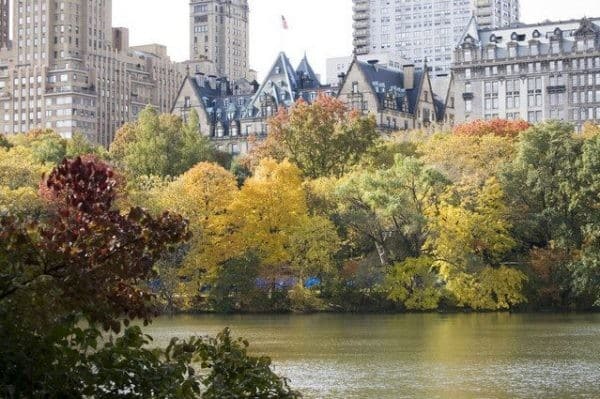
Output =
[
  {"x1": 226, "y1": 159, "x2": 340, "y2": 285},
  {"x1": 452, "y1": 118, "x2": 530, "y2": 139},
  {"x1": 0, "y1": 146, "x2": 49, "y2": 216},
  {"x1": 245, "y1": 94, "x2": 378, "y2": 178},
  {"x1": 110, "y1": 106, "x2": 214, "y2": 178},
  {"x1": 335, "y1": 155, "x2": 448, "y2": 267},
  {"x1": 424, "y1": 178, "x2": 527, "y2": 310},
  {"x1": 154, "y1": 162, "x2": 239, "y2": 298},
  {"x1": 420, "y1": 132, "x2": 517, "y2": 186},
  {"x1": 9, "y1": 128, "x2": 67, "y2": 165},
  {"x1": 0, "y1": 157, "x2": 301, "y2": 397}
]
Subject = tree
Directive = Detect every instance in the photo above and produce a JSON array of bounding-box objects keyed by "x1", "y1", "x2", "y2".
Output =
[
  {"x1": 424, "y1": 178, "x2": 527, "y2": 310},
  {"x1": 0, "y1": 134, "x2": 10, "y2": 149},
  {"x1": 0, "y1": 157, "x2": 301, "y2": 397},
  {"x1": 110, "y1": 106, "x2": 214, "y2": 178},
  {"x1": 66, "y1": 132, "x2": 106, "y2": 159},
  {"x1": 420, "y1": 132, "x2": 516, "y2": 186},
  {"x1": 155, "y1": 162, "x2": 239, "y2": 297},
  {"x1": 225, "y1": 159, "x2": 340, "y2": 288},
  {"x1": 386, "y1": 257, "x2": 443, "y2": 310},
  {"x1": 246, "y1": 94, "x2": 378, "y2": 178},
  {"x1": 10, "y1": 128, "x2": 67, "y2": 165},
  {"x1": 0, "y1": 146, "x2": 49, "y2": 190},
  {"x1": 0, "y1": 146, "x2": 49, "y2": 217},
  {"x1": 502, "y1": 121, "x2": 585, "y2": 249},
  {"x1": 335, "y1": 156, "x2": 449, "y2": 266},
  {"x1": 452, "y1": 118, "x2": 530, "y2": 139}
]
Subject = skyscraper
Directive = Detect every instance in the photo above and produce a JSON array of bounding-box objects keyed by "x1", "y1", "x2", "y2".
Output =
[
  {"x1": 352, "y1": 0, "x2": 520, "y2": 74},
  {"x1": 0, "y1": 0, "x2": 8, "y2": 49},
  {"x1": 190, "y1": 0, "x2": 250, "y2": 80},
  {"x1": 0, "y1": 0, "x2": 182, "y2": 147}
]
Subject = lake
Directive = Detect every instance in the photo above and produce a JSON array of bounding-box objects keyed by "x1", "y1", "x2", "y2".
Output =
[{"x1": 146, "y1": 313, "x2": 600, "y2": 399}]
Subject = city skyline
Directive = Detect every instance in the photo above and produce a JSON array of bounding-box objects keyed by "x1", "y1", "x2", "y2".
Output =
[{"x1": 111, "y1": 0, "x2": 600, "y2": 80}]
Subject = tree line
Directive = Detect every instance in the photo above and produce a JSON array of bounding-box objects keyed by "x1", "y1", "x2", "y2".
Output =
[{"x1": 2, "y1": 99, "x2": 600, "y2": 315}]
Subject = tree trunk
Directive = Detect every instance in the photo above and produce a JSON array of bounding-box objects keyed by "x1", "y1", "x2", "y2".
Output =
[{"x1": 375, "y1": 241, "x2": 390, "y2": 267}]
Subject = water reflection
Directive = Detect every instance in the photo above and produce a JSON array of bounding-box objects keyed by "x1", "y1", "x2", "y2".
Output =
[{"x1": 146, "y1": 313, "x2": 600, "y2": 399}]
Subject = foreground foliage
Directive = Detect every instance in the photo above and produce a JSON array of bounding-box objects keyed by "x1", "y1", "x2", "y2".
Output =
[{"x1": 0, "y1": 157, "x2": 300, "y2": 397}]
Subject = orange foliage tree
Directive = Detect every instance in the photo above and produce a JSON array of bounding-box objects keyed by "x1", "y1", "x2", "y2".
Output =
[
  {"x1": 242, "y1": 94, "x2": 378, "y2": 178},
  {"x1": 453, "y1": 119, "x2": 531, "y2": 139}
]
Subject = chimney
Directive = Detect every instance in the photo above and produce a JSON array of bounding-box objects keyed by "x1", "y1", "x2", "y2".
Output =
[
  {"x1": 196, "y1": 72, "x2": 205, "y2": 87},
  {"x1": 367, "y1": 59, "x2": 379, "y2": 68},
  {"x1": 403, "y1": 64, "x2": 415, "y2": 90},
  {"x1": 207, "y1": 75, "x2": 217, "y2": 90},
  {"x1": 218, "y1": 78, "x2": 228, "y2": 96}
]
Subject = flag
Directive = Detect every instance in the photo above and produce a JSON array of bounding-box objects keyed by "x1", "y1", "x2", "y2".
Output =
[{"x1": 281, "y1": 15, "x2": 289, "y2": 30}]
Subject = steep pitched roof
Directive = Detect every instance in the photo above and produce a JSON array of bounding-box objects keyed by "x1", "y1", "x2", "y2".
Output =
[
  {"x1": 430, "y1": 74, "x2": 453, "y2": 121},
  {"x1": 296, "y1": 54, "x2": 321, "y2": 90},
  {"x1": 457, "y1": 15, "x2": 481, "y2": 47},
  {"x1": 249, "y1": 52, "x2": 298, "y2": 112},
  {"x1": 354, "y1": 60, "x2": 424, "y2": 114}
]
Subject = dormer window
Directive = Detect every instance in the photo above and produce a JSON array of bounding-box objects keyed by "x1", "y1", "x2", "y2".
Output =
[{"x1": 532, "y1": 30, "x2": 541, "y2": 39}]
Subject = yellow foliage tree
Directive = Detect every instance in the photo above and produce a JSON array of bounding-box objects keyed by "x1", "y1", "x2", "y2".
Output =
[
  {"x1": 425, "y1": 178, "x2": 527, "y2": 310},
  {"x1": 156, "y1": 162, "x2": 239, "y2": 290},
  {"x1": 420, "y1": 133, "x2": 516, "y2": 188},
  {"x1": 226, "y1": 159, "x2": 340, "y2": 281}
]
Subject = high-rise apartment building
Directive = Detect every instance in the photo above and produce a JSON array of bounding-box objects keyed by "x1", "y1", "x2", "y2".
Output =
[
  {"x1": 352, "y1": 0, "x2": 520, "y2": 74},
  {"x1": 0, "y1": 0, "x2": 182, "y2": 147},
  {"x1": 0, "y1": 0, "x2": 8, "y2": 49},
  {"x1": 190, "y1": 0, "x2": 249, "y2": 80}
]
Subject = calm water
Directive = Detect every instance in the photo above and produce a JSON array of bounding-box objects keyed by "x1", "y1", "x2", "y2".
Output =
[{"x1": 146, "y1": 313, "x2": 600, "y2": 399}]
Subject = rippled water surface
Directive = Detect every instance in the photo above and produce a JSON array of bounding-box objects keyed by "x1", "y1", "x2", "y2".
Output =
[{"x1": 146, "y1": 313, "x2": 600, "y2": 399}]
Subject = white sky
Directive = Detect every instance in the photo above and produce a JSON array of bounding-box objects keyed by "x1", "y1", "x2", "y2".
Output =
[{"x1": 113, "y1": 0, "x2": 600, "y2": 80}]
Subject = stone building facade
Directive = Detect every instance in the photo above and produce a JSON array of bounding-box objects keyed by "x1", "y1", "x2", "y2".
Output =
[
  {"x1": 337, "y1": 58, "x2": 450, "y2": 131},
  {"x1": 190, "y1": 0, "x2": 250, "y2": 81},
  {"x1": 452, "y1": 17, "x2": 600, "y2": 130},
  {"x1": 0, "y1": 0, "x2": 182, "y2": 147},
  {"x1": 352, "y1": 0, "x2": 520, "y2": 74},
  {"x1": 173, "y1": 53, "x2": 453, "y2": 155},
  {"x1": 172, "y1": 52, "x2": 333, "y2": 155}
]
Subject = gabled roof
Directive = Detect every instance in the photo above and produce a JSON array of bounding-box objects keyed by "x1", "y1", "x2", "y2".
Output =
[
  {"x1": 353, "y1": 60, "x2": 425, "y2": 114},
  {"x1": 296, "y1": 54, "x2": 320, "y2": 90},
  {"x1": 249, "y1": 52, "x2": 298, "y2": 112},
  {"x1": 430, "y1": 74, "x2": 453, "y2": 120},
  {"x1": 457, "y1": 15, "x2": 481, "y2": 47}
]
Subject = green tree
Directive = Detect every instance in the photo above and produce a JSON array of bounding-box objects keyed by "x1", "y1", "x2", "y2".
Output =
[
  {"x1": 10, "y1": 128, "x2": 67, "y2": 165},
  {"x1": 66, "y1": 131, "x2": 106, "y2": 158},
  {"x1": 335, "y1": 155, "x2": 449, "y2": 266},
  {"x1": 110, "y1": 106, "x2": 214, "y2": 178}
]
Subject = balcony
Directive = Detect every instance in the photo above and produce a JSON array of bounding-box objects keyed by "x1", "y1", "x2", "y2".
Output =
[
  {"x1": 353, "y1": 21, "x2": 369, "y2": 30},
  {"x1": 353, "y1": 38, "x2": 369, "y2": 47},
  {"x1": 353, "y1": 11, "x2": 369, "y2": 21}
]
